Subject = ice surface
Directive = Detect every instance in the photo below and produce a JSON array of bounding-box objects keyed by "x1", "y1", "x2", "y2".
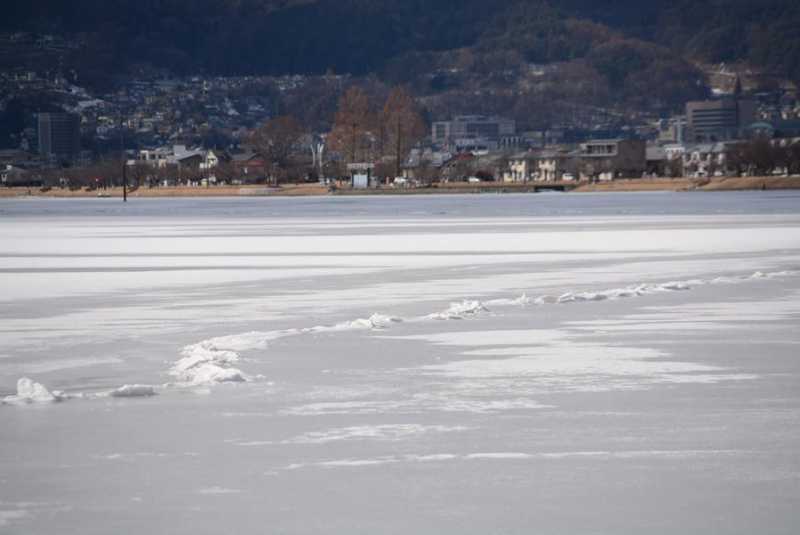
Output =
[
  {"x1": 236, "y1": 424, "x2": 472, "y2": 445},
  {"x1": 283, "y1": 449, "x2": 748, "y2": 470},
  {"x1": 195, "y1": 487, "x2": 241, "y2": 495},
  {"x1": 2, "y1": 194, "x2": 800, "y2": 534},
  {"x1": 414, "y1": 331, "x2": 733, "y2": 387},
  {"x1": 283, "y1": 396, "x2": 553, "y2": 416},
  {"x1": 0, "y1": 510, "x2": 29, "y2": 528}
]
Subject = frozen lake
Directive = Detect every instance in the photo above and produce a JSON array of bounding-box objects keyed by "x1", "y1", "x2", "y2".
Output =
[{"x1": 1, "y1": 192, "x2": 800, "y2": 534}]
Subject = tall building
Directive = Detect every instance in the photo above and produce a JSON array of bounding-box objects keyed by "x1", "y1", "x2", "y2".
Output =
[
  {"x1": 432, "y1": 115, "x2": 516, "y2": 150},
  {"x1": 38, "y1": 112, "x2": 80, "y2": 163},
  {"x1": 685, "y1": 99, "x2": 756, "y2": 142}
]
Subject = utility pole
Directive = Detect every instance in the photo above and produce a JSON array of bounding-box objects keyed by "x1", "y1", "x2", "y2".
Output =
[
  {"x1": 395, "y1": 117, "x2": 402, "y2": 178},
  {"x1": 351, "y1": 121, "x2": 357, "y2": 164},
  {"x1": 119, "y1": 115, "x2": 127, "y2": 202}
]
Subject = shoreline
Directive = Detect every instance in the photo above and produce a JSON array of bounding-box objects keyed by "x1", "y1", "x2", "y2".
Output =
[{"x1": 2, "y1": 176, "x2": 798, "y2": 199}]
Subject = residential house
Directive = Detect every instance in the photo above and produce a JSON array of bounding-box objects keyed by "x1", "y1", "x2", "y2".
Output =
[
  {"x1": 439, "y1": 153, "x2": 476, "y2": 182},
  {"x1": 1, "y1": 165, "x2": 35, "y2": 186},
  {"x1": 682, "y1": 143, "x2": 729, "y2": 177},
  {"x1": 577, "y1": 139, "x2": 646, "y2": 180},
  {"x1": 200, "y1": 149, "x2": 229, "y2": 171},
  {"x1": 137, "y1": 145, "x2": 205, "y2": 169},
  {"x1": 504, "y1": 152, "x2": 535, "y2": 182},
  {"x1": 231, "y1": 151, "x2": 266, "y2": 182},
  {"x1": 534, "y1": 149, "x2": 577, "y2": 182},
  {"x1": 662, "y1": 143, "x2": 687, "y2": 162},
  {"x1": 401, "y1": 148, "x2": 451, "y2": 184},
  {"x1": 646, "y1": 146, "x2": 667, "y2": 176},
  {"x1": 135, "y1": 145, "x2": 207, "y2": 185},
  {"x1": 504, "y1": 149, "x2": 576, "y2": 183}
]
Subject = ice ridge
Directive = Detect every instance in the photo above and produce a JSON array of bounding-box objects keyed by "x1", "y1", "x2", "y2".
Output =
[
  {"x1": 169, "y1": 268, "x2": 796, "y2": 389},
  {"x1": 2, "y1": 377, "x2": 63, "y2": 405},
  {"x1": 426, "y1": 300, "x2": 488, "y2": 320},
  {"x1": 6, "y1": 269, "x2": 793, "y2": 406}
]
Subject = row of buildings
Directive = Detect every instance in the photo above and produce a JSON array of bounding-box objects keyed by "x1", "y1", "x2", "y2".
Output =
[
  {"x1": 0, "y1": 62, "x2": 339, "y2": 165},
  {"x1": 3, "y1": 73, "x2": 800, "y2": 187},
  {"x1": 501, "y1": 139, "x2": 647, "y2": 183},
  {"x1": 402, "y1": 92, "x2": 800, "y2": 184},
  {"x1": 130, "y1": 145, "x2": 266, "y2": 186}
]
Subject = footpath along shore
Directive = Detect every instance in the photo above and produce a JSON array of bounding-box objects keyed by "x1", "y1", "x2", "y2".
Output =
[{"x1": 1, "y1": 176, "x2": 799, "y2": 198}]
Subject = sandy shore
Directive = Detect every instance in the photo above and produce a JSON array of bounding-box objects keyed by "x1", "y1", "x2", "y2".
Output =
[
  {"x1": 575, "y1": 176, "x2": 800, "y2": 192},
  {"x1": 0, "y1": 183, "x2": 330, "y2": 198},
  {"x1": 696, "y1": 175, "x2": 800, "y2": 191},
  {"x1": 2, "y1": 176, "x2": 798, "y2": 198}
]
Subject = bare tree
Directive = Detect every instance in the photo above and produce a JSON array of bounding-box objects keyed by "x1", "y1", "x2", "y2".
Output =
[
  {"x1": 725, "y1": 144, "x2": 745, "y2": 176},
  {"x1": 381, "y1": 87, "x2": 427, "y2": 178},
  {"x1": 772, "y1": 143, "x2": 791, "y2": 175},
  {"x1": 789, "y1": 142, "x2": 800, "y2": 175},
  {"x1": 665, "y1": 157, "x2": 683, "y2": 178},
  {"x1": 251, "y1": 115, "x2": 305, "y2": 185},
  {"x1": 747, "y1": 137, "x2": 777, "y2": 176},
  {"x1": 88, "y1": 159, "x2": 123, "y2": 189},
  {"x1": 212, "y1": 161, "x2": 240, "y2": 185},
  {"x1": 416, "y1": 161, "x2": 441, "y2": 185},
  {"x1": 726, "y1": 138, "x2": 783, "y2": 176},
  {"x1": 127, "y1": 162, "x2": 151, "y2": 189}
]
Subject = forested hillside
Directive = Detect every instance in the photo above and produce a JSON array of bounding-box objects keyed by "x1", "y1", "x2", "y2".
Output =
[
  {"x1": 4, "y1": 0, "x2": 798, "y2": 120},
  {"x1": 5, "y1": 0, "x2": 798, "y2": 80}
]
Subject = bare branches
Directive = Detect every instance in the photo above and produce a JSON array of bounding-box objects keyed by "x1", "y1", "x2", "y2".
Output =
[
  {"x1": 381, "y1": 87, "x2": 427, "y2": 177},
  {"x1": 250, "y1": 115, "x2": 305, "y2": 184}
]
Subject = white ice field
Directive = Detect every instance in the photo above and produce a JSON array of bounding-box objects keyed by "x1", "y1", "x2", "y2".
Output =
[{"x1": 1, "y1": 192, "x2": 800, "y2": 533}]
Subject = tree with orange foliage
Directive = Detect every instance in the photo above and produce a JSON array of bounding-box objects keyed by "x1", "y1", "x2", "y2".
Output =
[
  {"x1": 328, "y1": 87, "x2": 377, "y2": 165},
  {"x1": 381, "y1": 86, "x2": 427, "y2": 178}
]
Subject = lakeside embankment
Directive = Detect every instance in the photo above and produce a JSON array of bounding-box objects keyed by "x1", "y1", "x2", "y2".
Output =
[
  {"x1": 2, "y1": 176, "x2": 799, "y2": 198},
  {"x1": 573, "y1": 176, "x2": 800, "y2": 193}
]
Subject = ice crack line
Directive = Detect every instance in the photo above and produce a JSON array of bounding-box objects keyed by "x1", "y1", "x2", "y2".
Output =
[
  {"x1": 165, "y1": 268, "x2": 797, "y2": 388},
  {"x1": 3, "y1": 269, "x2": 796, "y2": 406}
]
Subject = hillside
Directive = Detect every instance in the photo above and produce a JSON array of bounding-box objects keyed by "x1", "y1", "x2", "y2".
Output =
[
  {"x1": 5, "y1": 0, "x2": 799, "y2": 80},
  {"x1": 3, "y1": 0, "x2": 799, "y2": 130}
]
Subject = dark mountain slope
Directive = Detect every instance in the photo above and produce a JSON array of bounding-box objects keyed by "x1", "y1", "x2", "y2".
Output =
[
  {"x1": 3, "y1": 0, "x2": 798, "y2": 118},
  {"x1": 5, "y1": 0, "x2": 798, "y2": 82}
]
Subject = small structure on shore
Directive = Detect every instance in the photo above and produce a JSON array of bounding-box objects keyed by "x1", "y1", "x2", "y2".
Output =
[{"x1": 347, "y1": 163, "x2": 376, "y2": 189}]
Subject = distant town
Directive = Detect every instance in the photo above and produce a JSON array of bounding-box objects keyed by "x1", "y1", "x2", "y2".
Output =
[{"x1": 2, "y1": 31, "x2": 800, "y2": 193}]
